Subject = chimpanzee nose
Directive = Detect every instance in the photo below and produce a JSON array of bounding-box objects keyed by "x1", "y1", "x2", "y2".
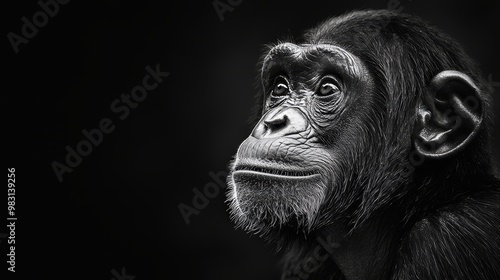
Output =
[{"x1": 252, "y1": 107, "x2": 307, "y2": 139}]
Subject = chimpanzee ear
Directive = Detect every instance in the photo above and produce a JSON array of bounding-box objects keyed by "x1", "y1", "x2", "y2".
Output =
[{"x1": 414, "y1": 70, "x2": 484, "y2": 158}]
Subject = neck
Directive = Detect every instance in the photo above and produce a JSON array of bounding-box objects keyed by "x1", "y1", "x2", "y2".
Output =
[{"x1": 282, "y1": 213, "x2": 403, "y2": 280}]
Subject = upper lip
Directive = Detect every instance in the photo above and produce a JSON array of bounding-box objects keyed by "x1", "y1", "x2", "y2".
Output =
[{"x1": 234, "y1": 160, "x2": 319, "y2": 177}]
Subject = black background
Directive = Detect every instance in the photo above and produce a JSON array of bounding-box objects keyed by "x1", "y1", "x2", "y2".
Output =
[{"x1": 4, "y1": 0, "x2": 499, "y2": 279}]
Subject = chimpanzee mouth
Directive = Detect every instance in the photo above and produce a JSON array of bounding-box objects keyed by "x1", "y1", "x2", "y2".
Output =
[{"x1": 233, "y1": 162, "x2": 320, "y2": 179}]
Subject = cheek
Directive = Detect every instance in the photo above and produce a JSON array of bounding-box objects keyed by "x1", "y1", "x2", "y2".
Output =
[{"x1": 308, "y1": 104, "x2": 350, "y2": 145}]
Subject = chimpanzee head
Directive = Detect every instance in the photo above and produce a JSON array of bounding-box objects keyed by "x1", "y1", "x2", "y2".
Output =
[{"x1": 226, "y1": 10, "x2": 493, "y2": 239}]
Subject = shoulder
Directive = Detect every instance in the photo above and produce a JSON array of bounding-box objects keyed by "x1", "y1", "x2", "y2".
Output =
[{"x1": 393, "y1": 187, "x2": 500, "y2": 280}]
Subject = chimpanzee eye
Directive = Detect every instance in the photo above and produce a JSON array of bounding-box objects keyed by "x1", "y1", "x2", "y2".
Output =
[
  {"x1": 271, "y1": 76, "x2": 289, "y2": 97},
  {"x1": 317, "y1": 77, "x2": 341, "y2": 96}
]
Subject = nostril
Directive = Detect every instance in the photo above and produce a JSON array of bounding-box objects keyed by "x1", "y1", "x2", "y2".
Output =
[
  {"x1": 252, "y1": 107, "x2": 307, "y2": 139},
  {"x1": 264, "y1": 115, "x2": 288, "y2": 131}
]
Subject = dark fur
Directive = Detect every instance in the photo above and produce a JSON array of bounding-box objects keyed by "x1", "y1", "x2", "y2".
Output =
[{"x1": 230, "y1": 10, "x2": 500, "y2": 279}]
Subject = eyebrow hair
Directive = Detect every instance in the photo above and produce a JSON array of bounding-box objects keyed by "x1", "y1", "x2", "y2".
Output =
[
  {"x1": 307, "y1": 44, "x2": 361, "y2": 76},
  {"x1": 261, "y1": 43, "x2": 362, "y2": 80},
  {"x1": 262, "y1": 43, "x2": 301, "y2": 63}
]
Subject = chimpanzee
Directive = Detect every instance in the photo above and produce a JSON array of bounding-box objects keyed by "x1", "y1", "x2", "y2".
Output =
[{"x1": 226, "y1": 9, "x2": 500, "y2": 280}]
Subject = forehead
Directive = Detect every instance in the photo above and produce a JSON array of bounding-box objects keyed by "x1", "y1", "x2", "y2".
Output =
[{"x1": 261, "y1": 43, "x2": 362, "y2": 78}]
